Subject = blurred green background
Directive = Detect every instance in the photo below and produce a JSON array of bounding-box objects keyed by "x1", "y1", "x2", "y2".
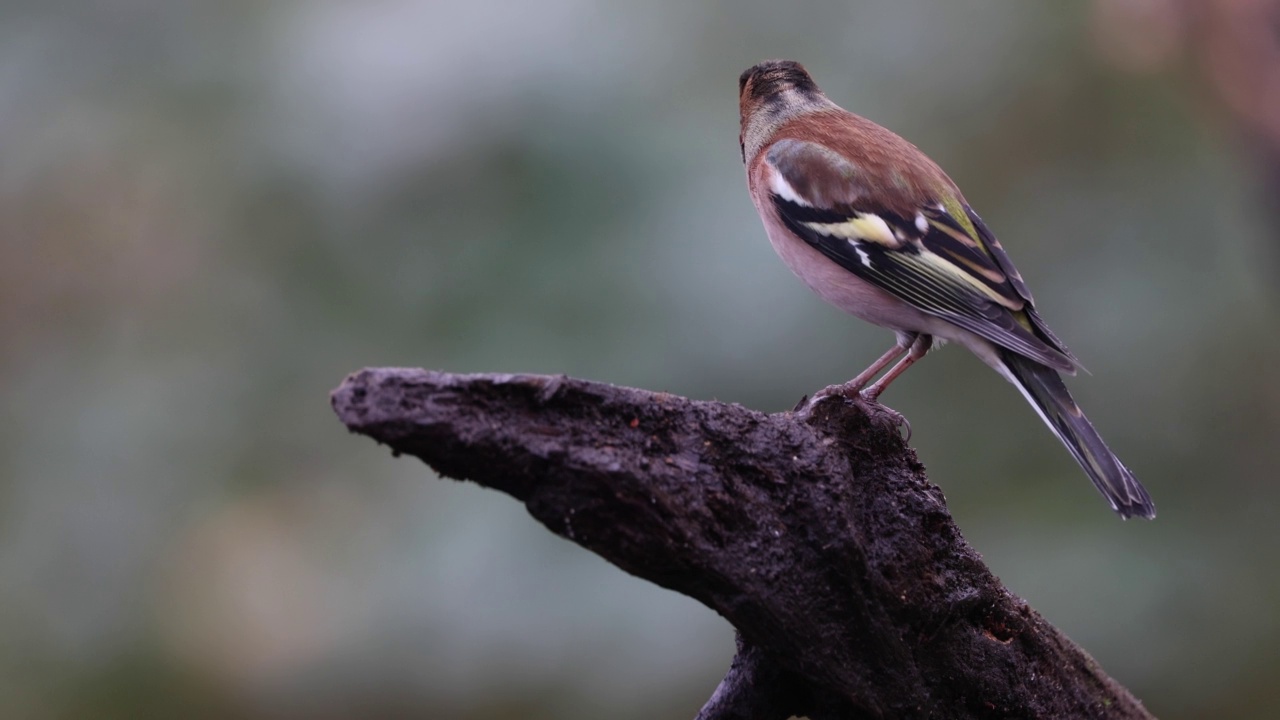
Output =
[{"x1": 3, "y1": 1, "x2": 1278, "y2": 718}]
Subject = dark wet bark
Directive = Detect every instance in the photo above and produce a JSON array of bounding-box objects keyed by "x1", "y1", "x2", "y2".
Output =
[{"x1": 331, "y1": 368, "x2": 1153, "y2": 720}]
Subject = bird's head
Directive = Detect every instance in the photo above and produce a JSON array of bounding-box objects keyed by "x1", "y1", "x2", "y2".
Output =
[
  {"x1": 738, "y1": 60, "x2": 820, "y2": 104},
  {"x1": 738, "y1": 60, "x2": 828, "y2": 163}
]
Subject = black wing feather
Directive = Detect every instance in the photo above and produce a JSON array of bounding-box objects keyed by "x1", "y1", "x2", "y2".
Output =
[
  {"x1": 965, "y1": 207, "x2": 1079, "y2": 365},
  {"x1": 774, "y1": 196, "x2": 1076, "y2": 372}
]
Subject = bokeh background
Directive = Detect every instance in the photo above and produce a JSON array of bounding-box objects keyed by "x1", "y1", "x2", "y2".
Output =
[{"x1": 3, "y1": 1, "x2": 1279, "y2": 718}]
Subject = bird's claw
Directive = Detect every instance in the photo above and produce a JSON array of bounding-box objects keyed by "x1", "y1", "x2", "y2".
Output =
[
  {"x1": 861, "y1": 395, "x2": 912, "y2": 442},
  {"x1": 795, "y1": 383, "x2": 858, "y2": 416},
  {"x1": 794, "y1": 385, "x2": 911, "y2": 441}
]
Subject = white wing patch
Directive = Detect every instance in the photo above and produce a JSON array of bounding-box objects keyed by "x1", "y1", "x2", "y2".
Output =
[
  {"x1": 849, "y1": 240, "x2": 873, "y2": 268},
  {"x1": 768, "y1": 170, "x2": 812, "y2": 207}
]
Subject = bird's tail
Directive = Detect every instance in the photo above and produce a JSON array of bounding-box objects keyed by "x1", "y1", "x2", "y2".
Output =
[{"x1": 998, "y1": 350, "x2": 1156, "y2": 519}]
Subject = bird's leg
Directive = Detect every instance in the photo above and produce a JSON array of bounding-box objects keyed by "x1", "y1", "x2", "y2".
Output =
[
  {"x1": 861, "y1": 334, "x2": 933, "y2": 402},
  {"x1": 841, "y1": 335, "x2": 915, "y2": 395},
  {"x1": 797, "y1": 334, "x2": 915, "y2": 413}
]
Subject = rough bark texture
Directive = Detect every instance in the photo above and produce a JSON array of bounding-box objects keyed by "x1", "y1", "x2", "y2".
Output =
[{"x1": 331, "y1": 368, "x2": 1154, "y2": 720}]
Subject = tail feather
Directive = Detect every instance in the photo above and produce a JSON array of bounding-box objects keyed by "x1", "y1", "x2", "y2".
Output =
[{"x1": 998, "y1": 351, "x2": 1155, "y2": 519}]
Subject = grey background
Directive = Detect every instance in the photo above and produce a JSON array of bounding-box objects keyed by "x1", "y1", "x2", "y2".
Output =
[{"x1": 1, "y1": 2, "x2": 1277, "y2": 718}]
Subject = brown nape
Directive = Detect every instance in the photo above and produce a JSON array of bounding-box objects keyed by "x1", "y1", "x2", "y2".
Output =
[{"x1": 740, "y1": 60, "x2": 819, "y2": 100}]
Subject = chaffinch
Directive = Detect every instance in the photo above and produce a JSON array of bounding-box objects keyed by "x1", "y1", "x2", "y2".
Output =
[{"x1": 738, "y1": 59, "x2": 1154, "y2": 519}]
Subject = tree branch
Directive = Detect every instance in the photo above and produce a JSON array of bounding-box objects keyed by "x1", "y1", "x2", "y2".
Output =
[{"x1": 331, "y1": 367, "x2": 1153, "y2": 719}]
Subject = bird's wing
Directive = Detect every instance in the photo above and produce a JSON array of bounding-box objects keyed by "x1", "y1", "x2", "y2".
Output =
[{"x1": 765, "y1": 137, "x2": 1078, "y2": 372}]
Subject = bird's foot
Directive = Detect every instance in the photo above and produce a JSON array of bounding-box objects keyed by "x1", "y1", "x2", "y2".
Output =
[
  {"x1": 794, "y1": 382, "x2": 861, "y2": 414},
  {"x1": 861, "y1": 397, "x2": 912, "y2": 442},
  {"x1": 794, "y1": 384, "x2": 911, "y2": 441}
]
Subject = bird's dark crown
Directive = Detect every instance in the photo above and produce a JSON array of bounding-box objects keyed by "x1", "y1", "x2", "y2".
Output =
[{"x1": 739, "y1": 60, "x2": 820, "y2": 100}]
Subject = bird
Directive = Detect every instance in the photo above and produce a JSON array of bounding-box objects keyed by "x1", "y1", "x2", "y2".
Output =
[{"x1": 737, "y1": 59, "x2": 1155, "y2": 519}]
